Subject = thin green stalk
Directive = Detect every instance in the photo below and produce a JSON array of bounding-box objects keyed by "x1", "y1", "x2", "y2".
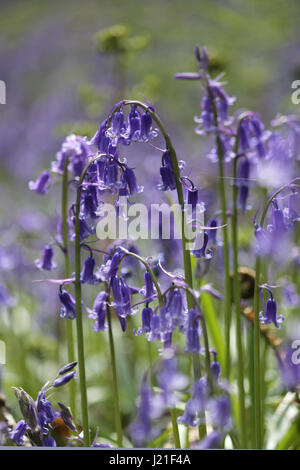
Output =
[
  {"x1": 62, "y1": 157, "x2": 76, "y2": 418},
  {"x1": 170, "y1": 408, "x2": 181, "y2": 448},
  {"x1": 253, "y1": 255, "x2": 262, "y2": 449},
  {"x1": 106, "y1": 299, "x2": 123, "y2": 448},
  {"x1": 247, "y1": 324, "x2": 255, "y2": 449},
  {"x1": 232, "y1": 153, "x2": 247, "y2": 448},
  {"x1": 73, "y1": 154, "x2": 116, "y2": 445},
  {"x1": 206, "y1": 87, "x2": 231, "y2": 378},
  {"x1": 74, "y1": 171, "x2": 95, "y2": 447}
]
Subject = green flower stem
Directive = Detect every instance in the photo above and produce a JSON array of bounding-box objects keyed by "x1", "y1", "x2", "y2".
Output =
[
  {"x1": 232, "y1": 128, "x2": 247, "y2": 448},
  {"x1": 206, "y1": 87, "x2": 231, "y2": 378},
  {"x1": 74, "y1": 156, "x2": 107, "y2": 446},
  {"x1": 170, "y1": 408, "x2": 181, "y2": 448},
  {"x1": 62, "y1": 157, "x2": 76, "y2": 418},
  {"x1": 74, "y1": 154, "x2": 122, "y2": 446},
  {"x1": 253, "y1": 255, "x2": 262, "y2": 449},
  {"x1": 106, "y1": 292, "x2": 123, "y2": 448}
]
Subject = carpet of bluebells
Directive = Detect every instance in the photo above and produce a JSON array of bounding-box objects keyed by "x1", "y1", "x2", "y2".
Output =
[{"x1": 1, "y1": 41, "x2": 300, "y2": 450}]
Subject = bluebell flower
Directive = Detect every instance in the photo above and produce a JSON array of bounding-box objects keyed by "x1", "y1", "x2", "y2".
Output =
[
  {"x1": 43, "y1": 437, "x2": 56, "y2": 447},
  {"x1": 146, "y1": 308, "x2": 161, "y2": 342},
  {"x1": 178, "y1": 378, "x2": 206, "y2": 427},
  {"x1": 272, "y1": 202, "x2": 287, "y2": 235},
  {"x1": 37, "y1": 389, "x2": 59, "y2": 434},
  {"x1": 166, "y1": 289, "x2": 185, "y2": 328},
  {"x1": 75, "y1": 218, "x2": 96, "y2": 241},
  {"x1": 10, "y1": 420, "x2": 28, "y2": 446},
  {"x1": 239, "y1": 119, "x2": 251, "y2": 150},
  {"x1": 140, "y1": 271, "x2": 156, "y2": 299},
  {"x1": 259, "y1": 296, "x2": 284, "y2": 329},
  {"x1": 159, "y1": 306, "x2": 174, "y2": 342},
  {"x1": 140, "y1": 111, "x2": 158, "y2": 141},
  {"x1": 81, "y1": 190, "x2": 99, "y2": 220},
  {"x1": 208, "y1": 395, "x2": 231, "y2": 430},
  {"x1": 99, "y1": 248, "x2": 124, "y2": 281},
  {"x1": 208, "y1": 218, "x2": 218, "y2": 244},
  {"x1": 58, "y1": 361, "x2": 78, "y2": 376},
  {"x1": 80, "y1": 256, "x2": 99, "y2": 284},
  {"x1": 192, "y1": 231, "x2": 212, "y2": 259},
  {"x1": 126, "y1": 105, "x2": 141, "y2": 141},
  {"x1": 177, "y1": 398, "x2": 200, "y2": 427},
  {"x1": 185, "y1": 309, "x2": 201, "y2": 354},
  {"x1": 106, "y1": 161, "x2": 119, "y2": 189},
  {"x1": 106, "y1": 110, "x2": 127, "y2": 145},
  {"x1": 197, "y1": 430, "x2": 222, "y2": 449},
  {"x1": 159, "y1": 150, "x2": 176, "y2": 191},
  {"x1": 53, "y1": 370, "x2": 77, "y2": 388},
  {"x1": 111, "y1": 276, "x2": 137, "y2": 330},
  {"x1": 87, "y1": 291, "x2": 108, "y2": 332},
  {"x1": 59, "y1": 290, "x2": 76, "y2": 319},
  {"x1": 0, "y1": 285, "x2": 15, "y2": 307},
  {"x1": 254, "y1": 225, "x2": 270, "y2": 256},
  {"x1": 58, "y1": 134, "x2": 90, "y2": 178},
  {"x1": 51, "y1": 150, "x2": 67, "y2": 174},
  {"x1": 122, "y1": 167, "x2": 143, "y2": 195},
  {"x1": 134, "y1": 306, "x2": 153, "y2": 337},
  {"x1": 210, "y1": 352, "x2": 221, "y2": 381},
  {"x1": 131, "y1": 381, "x2": 163, "y2": 447},
  {"x1": 29, "y1": 171, "x2": 51, "y2": 195},
  {"x1": 90, "y1": 118, "x2": 110, "y2": 151},
  {"x1": 142, "y1": 306, "x2": 153, "y2": 333},
  {"x1": 157, "y1": 358, "x2": 188, "y2": 407},
  {"x1": 35, "y1": 245, "x2": 57, "y2": 271}
]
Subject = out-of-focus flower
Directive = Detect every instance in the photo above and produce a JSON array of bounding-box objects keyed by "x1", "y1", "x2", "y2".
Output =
[
  {"x1": 0, "y1": 285, "x2": 15, "y2": 307},
  {"x1": 35, "y1": 245, "x2": 57, "y2": 271},
  {"x1": 131, "y1": 380, "x2": 163, "y2": 447},
  {"x1": 10, "y1": 420, "x2": 28, "y2": 446},
  {"x1": 157, "y1": 358, "x2": 188, "y2": 407},
  {"x1": 197, "y1": 430, "x2": 222, "y2": 449},
  {"x1": 29, "y1": 171, "x2": 51, "y2": 195},
  {"x1": 208, "y1": 395, "x2": 231, "y2": 430}
]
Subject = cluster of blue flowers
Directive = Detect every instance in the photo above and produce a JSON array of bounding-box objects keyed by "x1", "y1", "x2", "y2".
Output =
[
  {"x1": 9, "y1": 362, "x2": 77, "y2": 446},
  {"x1": 9, "y1": 43, "x2": 298, "y2": 450}
]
